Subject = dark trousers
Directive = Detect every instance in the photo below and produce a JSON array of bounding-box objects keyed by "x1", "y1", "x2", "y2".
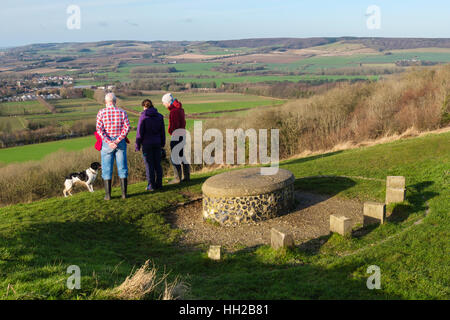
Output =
[
  {"x1": 170, "y1": 136, "x2": 183, "y2": 179},
  {"x1": 142, "y1": 144, "x2": 163, "y2": 189},
  {"x1": 170, "y1": 136, "x2": 185, "y2": 163},
  {"x1": 170, "y1": 136, "x2": 190, "y2": 181}
]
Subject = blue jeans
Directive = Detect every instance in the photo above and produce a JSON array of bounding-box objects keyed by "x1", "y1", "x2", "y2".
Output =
[
  {"x1": 142, "y1": 144, "x2": 163, "y2": 189},
  {"x1": 101, "y1": 138, "x2": 128, "y2": 180}
]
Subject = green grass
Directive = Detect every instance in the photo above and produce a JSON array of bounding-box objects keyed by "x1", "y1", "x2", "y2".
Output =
[
  {"x1": 360, "y1": 52, "x2": 450, "y2": 64},
  {"x1": 177, "y1": 74, "x2": 377, "y2": 85},
  {"x1": 0, "y1": 116, "x2": 27, "y2": 132},
  {"x1": 119, "y1": 92, "x2": 282, "y2": 108},
  {"x1": 0, "y1": 131, "x2": 448, "y2": 299},
  {"x1": 146, "y1": 92, "x2": 280, "y2": 103},
  {"x1": 0, "y1": 98, "x2": 104, "y2": 133},
  {"x1": 74, "y1": 60, "x2": 378, "y2": 87},
  {"x1": 0, "y1": 132, "x2": 136, "y2": 164},
  {"x1": 0, "y1": 101, "x2": 50, "y2": 116},
  {"x1": 123, "y1": 100, "x2": 283, "y2": 115}
]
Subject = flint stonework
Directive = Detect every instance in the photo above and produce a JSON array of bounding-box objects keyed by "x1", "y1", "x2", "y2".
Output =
[{"x1": 202, "y1": 168, "x2": 295, "y2": 226}]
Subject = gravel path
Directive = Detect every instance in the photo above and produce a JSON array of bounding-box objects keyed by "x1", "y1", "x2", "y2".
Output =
[{"x1": 168, "y1": 191, "x2": 364, "y2": 251}]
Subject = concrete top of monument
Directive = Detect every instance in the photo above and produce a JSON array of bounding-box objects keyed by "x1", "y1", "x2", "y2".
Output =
[{"x1": 202, "y1": 167, "x2": 295, "y2": 197}]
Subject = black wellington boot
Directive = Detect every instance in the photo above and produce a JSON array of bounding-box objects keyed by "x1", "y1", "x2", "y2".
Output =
[
  {"x1": 104, "y1": 180, "x2": 112, "y2": 201},
  {"x1": 120, "y1": 178, "x2": 128, "y2": 199},
  {"x1": 182, "y1": 164, "x2": 190, "y2": 182}
]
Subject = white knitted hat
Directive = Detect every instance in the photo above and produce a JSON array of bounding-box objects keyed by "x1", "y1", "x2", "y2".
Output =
[{"x1": 162, "y1": 93, "x2": 174, "y2": 105}]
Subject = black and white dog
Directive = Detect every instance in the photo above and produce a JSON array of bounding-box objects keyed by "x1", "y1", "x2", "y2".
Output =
[{"x1": 63, "y1": 162, "x2": 101, "y2": 197}]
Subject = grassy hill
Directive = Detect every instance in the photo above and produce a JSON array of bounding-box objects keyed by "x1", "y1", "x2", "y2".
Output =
[{"x1": 0, "y1": 131, "x2": 448, "y2": 299}]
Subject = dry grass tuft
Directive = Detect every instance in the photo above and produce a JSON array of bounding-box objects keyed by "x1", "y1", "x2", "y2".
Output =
[
  {"x1": 162, "y1": 276, "x2": 190, "y2": 300},
  {"x1": 113, "y1": 260, "x2": 188, "y2": 300}
]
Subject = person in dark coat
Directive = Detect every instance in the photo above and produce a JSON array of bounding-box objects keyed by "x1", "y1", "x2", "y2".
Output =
[{"x1": 135, "y1": 99, "x2": 165, "y2": 191}]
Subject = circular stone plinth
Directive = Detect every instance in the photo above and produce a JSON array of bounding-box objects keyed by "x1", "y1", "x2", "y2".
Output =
[{"x1": 202, "y1": 168, "x2": 295, "y2": 225}]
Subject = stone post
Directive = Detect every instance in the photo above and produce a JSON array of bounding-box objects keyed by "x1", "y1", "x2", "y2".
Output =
[
  {"x1": 386, "y1": 176, "x2": 406, "y2": 204},
  {"x1": 208, "y1": 245, "x2": 222, "y2": 260},
  {"x1": 271, "y1": 228, "x2": 294, "y2": 250},
  {"x1": 330, "y1": 214, "x2": 353, "y2": 236},
  {"x1": 363, "y1": 201, "x2": 386, "y2": 225}
]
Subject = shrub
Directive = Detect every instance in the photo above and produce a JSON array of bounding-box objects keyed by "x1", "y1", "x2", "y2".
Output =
[
  {"x1": 130, "y1": 66, "x2": 177, "y2": 74},
  {"x1": 82, "y1": 88, "x2": 95, "y2": 99},
  {"x1": 206, "y1": 65, "x2": 450, "y2": 159},
  {"x1": 1, "y1": 119, "x2": 98, "y2": 148}
]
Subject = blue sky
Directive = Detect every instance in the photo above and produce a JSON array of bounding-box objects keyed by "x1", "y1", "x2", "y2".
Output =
[{"x1": 1, "y1": 0, "x2": 450, "y2": 47}]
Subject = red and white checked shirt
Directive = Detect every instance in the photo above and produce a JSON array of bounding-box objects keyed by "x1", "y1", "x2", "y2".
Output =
[{"x1": 96, "y1": 104, "x2": 130, "y2": 144}]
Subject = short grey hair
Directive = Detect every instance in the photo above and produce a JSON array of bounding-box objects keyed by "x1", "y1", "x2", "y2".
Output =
[{"x1": 105, "y1": 92, "x2": 117, "y2": 104}]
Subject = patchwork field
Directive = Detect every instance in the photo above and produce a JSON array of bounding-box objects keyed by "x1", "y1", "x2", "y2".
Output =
[
  {"x1": 5, "y1": 39, "x2": 450, "y2": 89},
  {"x1": 0, "y1": 101, "x2": 50, "y2": 116},
  {"x1": 0, "y1": 116, "x2": 27, "y2": 132},
  {"x1": 65, "y1": 43, "x2": 450, "y2": 86},
  {"x1": 74, "y1": 61, "x2": 380, "y2": 86}
]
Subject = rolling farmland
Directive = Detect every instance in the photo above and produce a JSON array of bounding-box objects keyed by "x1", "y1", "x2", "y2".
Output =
[
  {"x1": 2, "y1": 38, "x2": 450, "y2": 164},
  {"x1": 0, "y1": 92, "x2": 286, "y2": 164}
]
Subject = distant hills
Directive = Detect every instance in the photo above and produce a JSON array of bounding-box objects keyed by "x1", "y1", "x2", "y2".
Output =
[
  {"x1": 8, "y1": 37, "x2": 450, "y2": 52},
  {"x1": 5, "y1": 37, "x2": 450, "y2": 52},
  {"x1": 2, "y1": 36, "x2": 450, "y2": 78},
  {"x1": 206, "y1": 37, "x2": 450, "y2": 50}
]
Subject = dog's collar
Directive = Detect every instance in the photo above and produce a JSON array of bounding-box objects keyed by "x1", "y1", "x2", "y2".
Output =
[{"x1": 87, "y1": 168, "x2": 97, "y2": 174}]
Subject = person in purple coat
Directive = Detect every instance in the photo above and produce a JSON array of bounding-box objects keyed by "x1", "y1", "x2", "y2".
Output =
[{"x1": 135, "y1": 99, "x2": 166, "y2": 191}]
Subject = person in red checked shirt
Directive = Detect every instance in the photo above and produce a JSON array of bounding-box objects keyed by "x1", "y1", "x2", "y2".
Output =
[{"x1": 96, "y1": 92, "x2": 130, "y2": 200}]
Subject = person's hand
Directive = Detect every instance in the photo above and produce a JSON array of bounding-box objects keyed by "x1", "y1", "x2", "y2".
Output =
[{"x1": 109, "y1": 142, "x2": 117, "y2": 150}]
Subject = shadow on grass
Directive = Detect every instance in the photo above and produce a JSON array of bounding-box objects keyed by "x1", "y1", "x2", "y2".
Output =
[
  {"x1": 348, "y1": 181, "x2": 439, "y2": 240},
  {"x1": 295, "y1": 176, "x2": 356, "y2": 195},
  {"x1": 3, "y1": 212, "x2": 403, "y2": 300},
  {"x1": 127, "y1": 175, "x2": 209, "y2": 199},
  {"x1": 388, "y1": 181, "x2": 438, "y2": 223},
  {"x1": 296, "y1": 234, "x2": 332, "y2": 256},
  {"x1": 292, "y1": 176, "x2": 356, "y2": 212},
  {"x1": 281, "y1": 150, "x2": 343, "y2": 167},
  {"x1": 0, "y1": 220, "x2": 178, "y2": 299},
  {"x1": 351, "y1": 223, "x2": 379, "y2": 239},
  {"x1": 290, "y1": 180, "x2": 438, "y2": 259},
  {"x1": 189, "y1": 182, "x2": 438, "y2": 299},
  {"x1": 172, "y1": 244, "x2": 404, "y2": 300}
]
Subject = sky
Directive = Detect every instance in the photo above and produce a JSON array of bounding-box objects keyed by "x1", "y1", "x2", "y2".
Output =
[{"x1": 1, "y1": 0, "x2": 450, "y2": 47}]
